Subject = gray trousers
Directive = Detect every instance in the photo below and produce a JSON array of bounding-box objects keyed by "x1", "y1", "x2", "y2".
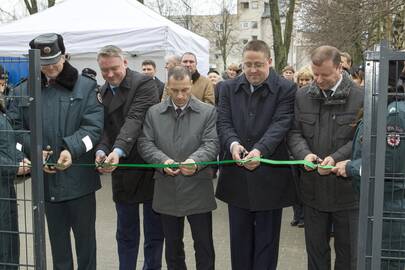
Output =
[{"x1": 304, "y1": 205, "x2": 358, "y2": 270}]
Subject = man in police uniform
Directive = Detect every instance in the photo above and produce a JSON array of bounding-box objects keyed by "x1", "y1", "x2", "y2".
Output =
[
  {"x1": 8, "y1": 33, "x2": 104, "y2": 270},
  {"x1": 333, "y1": 98, "x2": 405, "y2": 270}
]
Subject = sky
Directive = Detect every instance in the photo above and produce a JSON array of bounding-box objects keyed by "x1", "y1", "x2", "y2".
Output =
[{"x1": 0, "y1": 0, "x2": 237, "y2": 24}]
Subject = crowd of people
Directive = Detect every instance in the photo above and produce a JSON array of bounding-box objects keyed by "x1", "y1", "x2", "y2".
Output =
[{"x1": 0, "y1": 32, "x2": 404, "y2": 270}]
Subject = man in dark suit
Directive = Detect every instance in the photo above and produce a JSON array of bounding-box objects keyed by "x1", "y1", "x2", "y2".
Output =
[
  {"x1": 216, "y1": 40, "x2": 297, "y2": 270},
  {"x1": 95, "y1": 45, "x2": 164, "y2": 270},
  {"x1": 141, "y1": 59, "x2": 165, "y2": 100}
]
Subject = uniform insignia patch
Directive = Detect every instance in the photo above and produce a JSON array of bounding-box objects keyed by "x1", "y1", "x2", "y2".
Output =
[
  {"x1": 43, "y1": 46, "x2": 51, "y2": 54},
  {"x1": 97, "y1": 92, "x2": 102, "y2": 104},
  {"x1": 386, "y1": 125, "x2": 403, "y2": 147}
]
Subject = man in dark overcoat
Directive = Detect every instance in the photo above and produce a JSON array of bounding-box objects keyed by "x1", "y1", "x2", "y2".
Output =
[
  {"x1": 216, "y1": 40, "x2": 297, "y2": 270},
  {"x1": 95, "y1": 45, "x2": 163, "y2": 270}
]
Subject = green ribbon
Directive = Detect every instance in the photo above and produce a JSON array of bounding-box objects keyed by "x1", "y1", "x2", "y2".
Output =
[{"x1": 46, "y1": 157, "x2": 334, "y2": 169}]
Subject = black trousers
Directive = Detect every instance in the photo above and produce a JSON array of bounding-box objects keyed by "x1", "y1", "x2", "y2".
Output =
[
  {"x1": 228, "y1": 205, "x2": 282, "y2": 270},
  {"x1": 304, "y1": 205, "x2": 358, "y2": 270},
  {"x1": 160, "y1": 212, "x2": 215, "y2": 270},
  {"x1": 45, "y1": 193, "x2": 97, "y2": 270}
]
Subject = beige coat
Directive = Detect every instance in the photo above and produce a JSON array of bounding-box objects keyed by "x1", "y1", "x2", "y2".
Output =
[{"x1": 162, "y1": 74, "x2": 215, "y2": 105}]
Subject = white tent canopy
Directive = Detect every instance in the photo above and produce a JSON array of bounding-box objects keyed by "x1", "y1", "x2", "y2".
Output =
[{"x1": 0, "y1": 0, "x2": 210, "y2": 78}]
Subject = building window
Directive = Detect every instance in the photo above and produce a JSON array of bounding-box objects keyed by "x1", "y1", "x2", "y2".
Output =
[
  {"x1": 251, "y1": 1, "x2": 259, "y2": 9},
  {"x1": 241, "y1": 2, "x2": 249, "y2": 9},
  {"x1": 262, "y1": 2, "x2": 270, "y2": 18},
  {"x1": 214, "y1": 23, "x2": 223, "y2": 31},
  {"x1": 240, "y1": 21, "x2": 250, "y2": 30},
  {"x1": 251, "y1": 21, "x2": 258, "y2": 29},
  {"x1": 252, "y1": 35, "x2": 258, "y2": 40}
]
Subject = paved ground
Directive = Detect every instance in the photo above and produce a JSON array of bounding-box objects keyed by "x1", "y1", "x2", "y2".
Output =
[{"x1": 16, "y1": 175, "x2": 318, "y2": 269}]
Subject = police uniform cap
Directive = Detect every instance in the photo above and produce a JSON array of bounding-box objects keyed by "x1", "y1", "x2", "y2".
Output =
[{"x1": 29, "y1": 33, "x2": 66, "y2": 66}]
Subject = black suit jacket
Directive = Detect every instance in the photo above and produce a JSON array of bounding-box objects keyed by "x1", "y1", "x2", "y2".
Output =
[
  {"x1": 216, "y1": 69, "x2": 297, "y2": 210},
  {"x1": 154, "y1": 77, "x2": 165, "y2": 100},
  {"x1": 96, "y1": 68, "x2": 159, "y2": 203}
]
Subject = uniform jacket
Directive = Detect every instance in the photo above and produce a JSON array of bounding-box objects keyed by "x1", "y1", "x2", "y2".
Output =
[
  {"x1": 7, "y1": 61, "x2": 104, "y2": 202},
  {"x1": 287, "y1": 72, "x2": 364, "y2": 211},
  {"x1": 0, "y1": 113, "x2": 20, "y2": 266},
  {"x1": 138, "y1": 96, "x2": 218, "y2": 217},
  {"x1": 96, "y1": 68, "x2": 159, "y2": 203},
  {"x1": 216, "y1": 68, "x2": 297, "y2": 211},
  {"x1": 162, "y1": 71, "x2": 215, "y2": 105}
]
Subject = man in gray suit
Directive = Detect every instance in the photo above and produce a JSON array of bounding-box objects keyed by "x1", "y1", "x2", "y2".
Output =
[{"x1": 138, "y1": 66, "x2": 218, "y2": 270}]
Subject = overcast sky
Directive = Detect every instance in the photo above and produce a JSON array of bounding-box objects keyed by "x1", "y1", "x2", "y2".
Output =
[{"x1": 0, "y1": 0, "x2": 237, "y2": 24}]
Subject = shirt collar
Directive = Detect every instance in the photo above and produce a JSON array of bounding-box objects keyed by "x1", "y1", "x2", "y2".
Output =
[{"x1": 322, "y1": 74, "x2": 343, "y2": 97}]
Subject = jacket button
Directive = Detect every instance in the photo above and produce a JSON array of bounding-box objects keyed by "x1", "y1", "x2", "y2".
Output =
[
  {"x1": 249, "y1": 112, "x2": 255, "y2": 117},
  {"x1": 50, "y1": 197, "x2": 55, "y2": 201}
]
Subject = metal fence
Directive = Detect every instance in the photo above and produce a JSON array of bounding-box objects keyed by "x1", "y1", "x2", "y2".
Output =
[
  {"x1": 358, "y1": 42, "x2": 405, "y2": 270},
  {"x1": 0, "y1": 50, "x2": 46, "y2": 270}
]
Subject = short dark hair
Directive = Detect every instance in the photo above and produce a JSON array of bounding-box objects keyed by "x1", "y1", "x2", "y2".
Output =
[
  {"x1": 181, "y1": 52, "x2": 197, "y2": 63},
  {"x1": 311, "y1": 45, "x2": 341, "y2": 67},
  {"x1": 167, "y1": 66, "x2": 191, "y2": 82},
  {"x1": 242, "y1": 40, "x2": 271, "y2": 59},
  {"x1": 142, "y1": 59, "x2": 156, "y2": 69},
  {"x1": 207, "y1": 69, "x2": 219, "y2": 76}
]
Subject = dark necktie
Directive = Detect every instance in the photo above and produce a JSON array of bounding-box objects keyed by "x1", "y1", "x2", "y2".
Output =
[
  {"x1": 324, "y1": 89, "x2": 333, "y2": 98},
  {"x1": 176, "y1": 108, "x2": 182, "y2": 117}
]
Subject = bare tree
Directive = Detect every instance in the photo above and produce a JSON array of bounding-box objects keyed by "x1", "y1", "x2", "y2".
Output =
[
  {"x1": 299, "y1": 0, "x2": 405, "y2": 64},
  {"x1": 146, "y1": 0, "x2": 194, "y2": 30},
  {"x1": 138, "y1": 0, "x2": 144, "y2": 3},
  {"x1": 206, "y1": 1, "x2": 239, "y2": 70},
  {"x1": 23, "y1": 0, "x2": 55, "y2": 15},
  {"x1": 269, "y1": 0, "x2": 296, "y2": 73}
]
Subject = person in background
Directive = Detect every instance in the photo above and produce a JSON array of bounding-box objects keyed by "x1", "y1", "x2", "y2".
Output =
[
  {"x1": 207, "y1": 69, "x2": 222, "y2": 106},
  {"x1": 162, "y1": 52, "x2": 215, "y2": 105},
  {"x1": 141, "y1": 59, "x2": 165, "y2": 99},
  {"x1": 164, "y1": 54, "x2": 181, "y2": 70},
  {"x1": 340, "y1": 51, "x2": 352, "y2": 73},
  {"x1": 350, "y1": 65, "x2": 365, "y2": 87},
  {"x1": 296, "y1": 67, "x2": 314, "y2": 88},
  {"x1": 223, "y1": 63, "x2": 240, "y2": 80},
  {"x1": 282, "y1": 65, "x2": 295, "y2": 81}
]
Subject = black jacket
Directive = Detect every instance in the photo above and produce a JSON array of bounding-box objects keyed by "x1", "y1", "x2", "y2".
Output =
[
  {"x1": 216, "y1": 69, "x2": 297, "y2": 210},
  {"x1": 287, "y1": 73, "x2": 364, "y2": 211},
  {"x1": 96, "y1": 68, "x2": 159, "y2": 203}
]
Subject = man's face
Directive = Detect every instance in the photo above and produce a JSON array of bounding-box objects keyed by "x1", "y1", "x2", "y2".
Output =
[
  {"x1": 142, "y1": 64, "x2": 156, "y2": 77},
  {"x1": 283, "y1": 70, "x2": 295, "y2": 81},
  {"x1": 341, "y1": 56, "x2": 351, "y2": 71},
  {"x1": 167, "y1": 77, "x2": 192, "y2": 107},
  {"x1": 312, "y1": 59, "x2": 342, "y2": 91},
  {"x1": 181, "y1": 54, "x2": 197, "y2": 74},
  {"x1": 98, "y1": 56, "x2": 128, "y2": 86},
  {"x1": 242, "y1": 50, "x2": 271, "y2": 86},
  {"x1": 41, "y1": 56, "x2": 65, "y2": 79}
]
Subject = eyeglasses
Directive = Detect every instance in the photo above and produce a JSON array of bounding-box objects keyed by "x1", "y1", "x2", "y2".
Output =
[{"x1": 243, "y1": 62, "x2": 267, "y2": 69}]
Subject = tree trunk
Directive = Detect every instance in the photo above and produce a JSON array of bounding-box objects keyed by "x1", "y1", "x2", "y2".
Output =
[
  {"x1": 138, "y1": 0, "x2": 144, "y2": 3},
  {"x1": 269, "y1": 0, "x2": 286, "y2": 73},
  {"x1": 48, "y1": 0, "x2": 55, "y2": 7},
  {"x1": 23, "y1": 0, "x2": 38, "y2": 15}
]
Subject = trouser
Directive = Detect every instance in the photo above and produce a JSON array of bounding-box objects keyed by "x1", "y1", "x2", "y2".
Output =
[
  {"x1": 45, "y1": 192, "x2": 97, "y2": 270},
  {"x1": 292, "y1": 204, "x2": 304, "y2": 223},
  {"x1": 160, "y1": 212, "x2": 215, "y2": 270},
  {"x1": 304, "y1": 205, "x2": 358, "y2": 270},
  {"x1": 228, "y1": 205, "x2": 282, "y2": 270},
  {"x1": 0, "y1": 185, "x2": 18, "y2": 270},
  {"x1": 115, "y1": 201, "x2": 164, "y2": 270}
]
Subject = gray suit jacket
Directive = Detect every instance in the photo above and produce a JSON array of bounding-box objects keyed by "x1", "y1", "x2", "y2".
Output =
[{"x1": 138, "y1": 96, "x2": 218, "y2": 217}]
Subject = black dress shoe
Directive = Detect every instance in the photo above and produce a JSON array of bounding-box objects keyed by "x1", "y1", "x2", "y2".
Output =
[{"x1": 290, "y1": 220, "x2": 299, "y2": 226}]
